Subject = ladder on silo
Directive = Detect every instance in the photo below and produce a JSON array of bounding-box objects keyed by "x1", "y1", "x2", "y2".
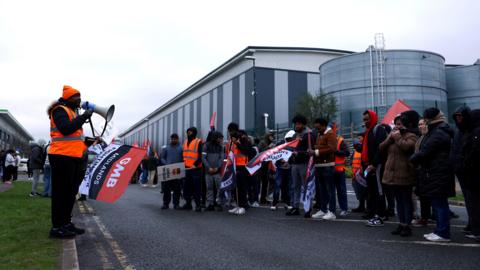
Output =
[{"x1": 374, "y1": 33, "x2": 387, "y2": 116}]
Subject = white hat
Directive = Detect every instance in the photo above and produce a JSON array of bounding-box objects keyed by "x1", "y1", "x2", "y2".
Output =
[{"x1": 284, "y1": 130, "x2": 296, "y2": 139}]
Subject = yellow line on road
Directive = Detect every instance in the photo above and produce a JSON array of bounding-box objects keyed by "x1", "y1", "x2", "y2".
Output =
[{"x1": 84, "y1": 202, "x2": 136, "y2": 270}]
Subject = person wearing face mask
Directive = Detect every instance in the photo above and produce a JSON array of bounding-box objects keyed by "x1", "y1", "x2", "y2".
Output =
[
  {"x1": 379, "y1": 110, "x2": 419, "y2": 237},
  {"x1": 47, "y1": 85, "x2": 95, "y2": 239}
]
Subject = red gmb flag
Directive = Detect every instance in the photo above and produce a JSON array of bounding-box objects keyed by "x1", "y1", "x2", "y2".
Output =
[{"x1": 79, "y1": 144, "x2": 146, "y2": 203}]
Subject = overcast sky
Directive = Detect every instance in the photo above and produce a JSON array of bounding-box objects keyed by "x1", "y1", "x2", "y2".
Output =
[{"x1": 1, "y1": 0, "x2": 478, "y2": 141}]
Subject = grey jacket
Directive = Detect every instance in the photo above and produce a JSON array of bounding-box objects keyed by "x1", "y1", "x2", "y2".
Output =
[{"x1": 160, "y1": 144, "x2": 183, "y2": 165}]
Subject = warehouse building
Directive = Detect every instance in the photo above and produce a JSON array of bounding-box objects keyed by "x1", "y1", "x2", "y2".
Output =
[
  {"x1": 119, "y1": 45, "x2": 480, "y2": 148},
  {"x1": 0, "y1": 109, "x2": 34, "y2": 154},
  {"x1": 119, "y1": 46, "x2": 353, "y2": 150}
]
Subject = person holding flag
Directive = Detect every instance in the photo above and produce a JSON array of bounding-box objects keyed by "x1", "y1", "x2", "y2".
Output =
[
  {"x1": 311, "y1": 118, "x2": 337, "y2": 220},
  {"x1": 181, "y1": 127, "x2": 203, "y2": 212},
  {"x1": 225, "y1": 123, "x2": 252, "y2": 215},
  {"x1": 286, "y1": 115, "x2": 315, "y2": 216}
]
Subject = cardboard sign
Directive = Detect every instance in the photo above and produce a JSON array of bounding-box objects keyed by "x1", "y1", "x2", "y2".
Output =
[{"x1": 157, "y1": 162, "x2": 186, "y2": 182}]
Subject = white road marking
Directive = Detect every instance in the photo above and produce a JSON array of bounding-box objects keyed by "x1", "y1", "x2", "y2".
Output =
[{"x1": 380, "y1": 239, "x2": 480, "y2": 248}]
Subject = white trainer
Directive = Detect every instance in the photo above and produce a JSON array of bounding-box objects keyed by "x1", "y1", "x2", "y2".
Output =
[
  {"x1": 339, "y1": 210, "x2": 348, "y2": 217},
  {"x1": 235, "y1": 207, "x2": 246, "y2": 215},
  {"x1": 228, "y1": 207, "x2": 239, "y2": 214},
  {"x1": 322, "y1": 211, "x2": 336, "y2": 220},
  {"x1": 312, "y1": 210, "x2": 326, "y2": 219},
  {"x1": 425, "y1": 233, "x2": 450, "y2": 242},
  {"x1": 270, "y1": 205, "x2": 277, "y2": 211}
]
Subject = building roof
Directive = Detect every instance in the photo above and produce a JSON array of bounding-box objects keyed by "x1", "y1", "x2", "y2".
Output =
[
  {"x1": 119, "y1": 46, "x2": 354, "y2": 137},
  {"x1": 0, "y1": 109, "x2": 34, "y2": 141}
]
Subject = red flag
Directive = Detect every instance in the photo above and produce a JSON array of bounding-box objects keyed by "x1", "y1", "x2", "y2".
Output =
[
  {"x1": 382, "y1": 100, "x2": 411, "y2": 125},
  {"x1": 210, "y1": 112, "x2": 217, "y2": 130},
  {"x1": 80, "y1": 144, "x2": 147, "y2": 203}
]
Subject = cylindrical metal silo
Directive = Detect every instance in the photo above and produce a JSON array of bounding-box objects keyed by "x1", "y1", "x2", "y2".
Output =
[
  {"x1": 319, "y1": 49, "x2": 447, "y2": 131},
  {"x1": 446, "y1": 62, "x2": 480, "y2": 114}
]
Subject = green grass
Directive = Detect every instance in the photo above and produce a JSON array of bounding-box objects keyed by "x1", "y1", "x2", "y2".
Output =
[
  {"x1": 450, "y1": 193, "x2": 465, "y2": 202},
  {"x1": 0, "y1": 182, "x2": 60, "y2": 270}
]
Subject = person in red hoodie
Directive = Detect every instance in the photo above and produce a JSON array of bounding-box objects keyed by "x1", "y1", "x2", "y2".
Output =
[{"x1": 361, "y1": 110, "x2": 389, "y2": 227}]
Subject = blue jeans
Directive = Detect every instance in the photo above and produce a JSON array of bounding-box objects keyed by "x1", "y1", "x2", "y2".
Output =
[
  {"x1": 273, "y1": 168, "x2": 292, "y2": 205},
  {"x1": 291, "y1": 164, "x2": 307, "y2": 208},
  {"x1": 183, "y1": 168, "x2": 202, "y2": 206},
  {"x1": 43, "y1": 165, "x2": 52, "y2": 196},
  {"x1": 430, "y1": 197, "x2": 451, "y2": 239},
  {"x1": 315, "y1": 166, "x2": 335, "y2": 213},
  {"x1": 141, "y1": 168, "x2": 149, "y2": 184},
  {"x1": 333, "y1": 170, "x2": 348, "y2": 212}
]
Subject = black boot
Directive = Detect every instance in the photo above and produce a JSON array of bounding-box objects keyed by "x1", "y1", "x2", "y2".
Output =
[
  {"x1": 400, "y1": 226, "x2": 412, "y2": 237},
  {"x1": 181, "y1": 203, "x2": 192, "y2": 210},
  {"x1": 391, "y1": 225, "x2": 403, "y2": 235}
]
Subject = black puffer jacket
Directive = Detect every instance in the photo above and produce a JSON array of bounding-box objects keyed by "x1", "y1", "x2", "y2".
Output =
[
  {"x1": 450, "y1": 105, "x2": 471, "y2": 173},
  {"x1": 410, "y1": 122, "x2": 455, "y2": 198},
  {"x1": 463, "y1": 109, "x2": 480, "y2": 189}
]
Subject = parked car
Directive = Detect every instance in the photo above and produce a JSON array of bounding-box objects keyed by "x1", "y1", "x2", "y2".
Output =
[{"x1": 17, "y1": 158, "x2": 28, "y2": 173}]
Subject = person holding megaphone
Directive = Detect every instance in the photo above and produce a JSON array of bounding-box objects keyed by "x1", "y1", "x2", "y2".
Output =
[{"x1": 46, "y1": 85, "x2": 99, "y2": 239}]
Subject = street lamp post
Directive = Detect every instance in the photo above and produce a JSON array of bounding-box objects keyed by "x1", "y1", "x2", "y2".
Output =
[{"x1": 245, "y1": 55, "x2": 257, "y2": 133}]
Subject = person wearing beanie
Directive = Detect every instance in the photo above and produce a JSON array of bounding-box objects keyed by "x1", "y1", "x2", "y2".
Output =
[
  {"x1": 410, "y1": 108, "x2": 455, "y2": 242},
  {"x1": 46, "y1": 85, "x2": 96, "y2": 239},
  {"x1": 450, "y1": 105, "x2": 473, "y2": 235},
  {"x1": 181, "y1": 126, "x2": 204, "y2": 212}
]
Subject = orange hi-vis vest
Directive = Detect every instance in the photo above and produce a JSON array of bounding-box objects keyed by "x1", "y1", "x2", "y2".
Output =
[
  {"x1": 183, "y1": 138, "x2": 202, "y2": 168},
  {"x1": 352, "y1": 150, "x2": 362, "y2": 175},
  {"x1": 49, "y1": 105, "x2": 87, "y2": 158},
  {"x1": 226, "y1": 141, "x2": 248, "y2": 166},
  {"x1": 335, "y1": 136, "x2": 346, "y2": 172}
]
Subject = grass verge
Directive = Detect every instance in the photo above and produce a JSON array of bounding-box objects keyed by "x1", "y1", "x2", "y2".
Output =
[
  {"x1": 0, "y1": 182, "x2": 60, "y2": 269},
  {"x1": 450, "y1": 193, "x2": 465, "y2": 202}
]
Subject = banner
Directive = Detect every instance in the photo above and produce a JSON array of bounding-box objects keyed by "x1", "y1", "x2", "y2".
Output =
[
  {"x1": 157, "y1": 162, "x2": 186, "y2": 182},
  {"x1": 245, "y1": 139, "x2": 299, "y2": 175},
  {"x1": 301, "y1": 156, "x2": 316, "y2": 212},
  {"x1": 219, "y1": 151, "x2": 236, "y2": 192},
  {"x1": 382, "y1": 100, "x2": 411, "y2": 126},
  {"x1": 79, "y1": 144, "x2": 146, "y2": 203}
]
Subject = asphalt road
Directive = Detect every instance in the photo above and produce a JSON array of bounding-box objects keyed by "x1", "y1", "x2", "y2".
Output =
[{"x1": 75, "y1": 183, "x2": 480, "y2": 270}]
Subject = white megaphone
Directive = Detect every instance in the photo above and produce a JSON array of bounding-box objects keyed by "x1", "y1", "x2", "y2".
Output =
[{"x1": 81, "y1": 101, "x2": 115, "y2": 122}]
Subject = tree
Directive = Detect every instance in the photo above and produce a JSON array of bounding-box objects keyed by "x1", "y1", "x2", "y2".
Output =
[{"x1": 293, "y1": 91, "x2": 338, "y2": 124}]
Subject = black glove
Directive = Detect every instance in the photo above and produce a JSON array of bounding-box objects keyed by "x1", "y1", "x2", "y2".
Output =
[{"x1": 82, "y1": 109, "x2": 94, "y2": 119}]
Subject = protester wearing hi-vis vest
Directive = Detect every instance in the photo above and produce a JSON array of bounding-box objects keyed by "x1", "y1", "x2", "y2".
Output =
[
  {"x1": 227, "y1": 124, "x2": 253, "y2": 216},
  {"x1": 333, "y1": 134, "x2": 350, "y2": 217},
  {"x1": 47, "y1": 85, "x2": 96, "y2": 239},
  {"x1": 181, "y1": 127, "x2": 203, "y2": 212}
]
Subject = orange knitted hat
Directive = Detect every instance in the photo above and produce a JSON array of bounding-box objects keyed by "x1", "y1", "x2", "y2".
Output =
[{"x1": 62, "y1": 85, "x2": 80, "y2": 100}]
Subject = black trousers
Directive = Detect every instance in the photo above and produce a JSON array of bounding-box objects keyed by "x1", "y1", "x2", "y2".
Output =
[
  {"x1": 366, "y1": 173, "x2": 386, "y2": 217},
  {"x1": 163, "y1": 179, "x2": 181, "y2": 206},
  {"x1": 49, "y1": 154, "x2": 86, "y2": 228},
  {"x1": 236, "y1": 166, "x2": 249, "y2": 208}
]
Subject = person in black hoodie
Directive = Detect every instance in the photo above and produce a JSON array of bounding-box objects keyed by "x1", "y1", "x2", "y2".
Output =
[
  {"x1": 462, "y1": 109, "x2": 480, "y2": 242},
  {"x1": 410, "y1": 108, "x2": 455, "y2": 242},
  {"x1": 450, "y1": 105, "x2": 473, "y2": 233},
  {"x1": 181, "y1": 127, "x2": 203, "y2": 212},
  {"x1": 361, "y1": 110, "x2": 388, "y2": 227}
]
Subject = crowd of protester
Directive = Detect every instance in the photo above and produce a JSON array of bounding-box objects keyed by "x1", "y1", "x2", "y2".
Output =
[{"x1": 131, "y1": 105, "x2": 480, "y2": 243}]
